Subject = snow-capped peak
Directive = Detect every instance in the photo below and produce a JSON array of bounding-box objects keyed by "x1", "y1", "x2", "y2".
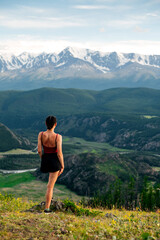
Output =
[
  {"x1": 60, "y1": 46, "x2": 93, "y2": 60},
  {"x1": 0, "y1": 47, "x2": 160, "y2": 74}
]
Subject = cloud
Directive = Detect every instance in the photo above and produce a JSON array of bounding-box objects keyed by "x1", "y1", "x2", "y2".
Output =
[
  {"x1": 105, "y1": 19, "x2": 140, "y2": 28},
  {"x1": 0, "y1": 5, "x2": 87, "y2": 29},
  {"x1": 0, "y1": 14, "x2": 86, "y2": 29},
  {"x1": 73, "y1": 3, "x2": 132, "y2": 11},
  {"x1": 99, "y1": 27, "x2": 106, "y2": 32},
  {"x1": 73, "y1": 5, "x2": 111, "y2": 10},
  {"x1": 0, "y1": 38, "x2": 160, "y2": 55},
  {"x1": 134, "y1": 26, "x2": 149, "y2": 33},
  {"x1": 146, "y1": 12, "x2": 159, "y2": 17},
  {"x1": 16, "y1": 5, "x2": 47, "y2": 14}
]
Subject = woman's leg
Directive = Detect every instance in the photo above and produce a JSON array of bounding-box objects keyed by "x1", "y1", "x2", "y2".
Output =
[{"x1": 45, "y1": 171, "x2": 59, "y2": 209}]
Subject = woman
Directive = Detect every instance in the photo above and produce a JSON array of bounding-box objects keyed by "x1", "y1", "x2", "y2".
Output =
[{"x1": 38, "y1": 115, "x2": 64, "y2": 213}]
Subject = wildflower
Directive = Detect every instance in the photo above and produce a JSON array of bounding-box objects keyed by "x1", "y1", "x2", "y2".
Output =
[{"x1": 111, "y1": 219, "x2": 116, "y2": 225}]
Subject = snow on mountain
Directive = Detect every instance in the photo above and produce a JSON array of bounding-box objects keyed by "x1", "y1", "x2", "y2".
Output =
[
  {"x1": 17, "y1": 52, "x2": 35, "y2": 64},
  {"x1": 0, "y1": 47, "x2": 160, "y2": 74}
]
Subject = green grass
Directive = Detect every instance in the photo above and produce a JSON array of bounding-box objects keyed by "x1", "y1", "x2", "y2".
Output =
[
  {"x1": 0, "y1": 192, "x2": 159, "y2": 240},
  {"x1": 0, "y1": 172, "x2": 82, "y2": 202},
  {"x1": 152, "y1": 166, "x2": 160, "y2": 172},
  {"x1": 63, "y1": 136, "x2": 131, "y2": 155},
  {"x1": 143, "y1": 115, "x2": 158, "y2": 119},
  {"x1": 0, "y1": 172, "x2": 35, "y2": 188},
  {"x1": 96, "y1": 161, "x2": 126, "y2": 176},
  {"x1": 0, "y1": 148, "x2": 35, "y2": 155}
]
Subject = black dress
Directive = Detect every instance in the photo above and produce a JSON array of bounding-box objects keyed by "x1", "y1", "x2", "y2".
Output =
[
  {"x1": 40, "y1": 132, "x2": 61, "y2": 173},
  {"x1": 40, "y1": 152, "x2": 61, "y2": 173}
]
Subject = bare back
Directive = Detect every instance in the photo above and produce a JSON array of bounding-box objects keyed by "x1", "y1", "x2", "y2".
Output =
[{"x1": 41, "y1": 131, "x2": 57, "y2": 147}]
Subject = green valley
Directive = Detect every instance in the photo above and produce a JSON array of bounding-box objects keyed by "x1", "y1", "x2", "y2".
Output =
[{"x1": 0, "y1": 87, "x2": 159, "y2": 211}]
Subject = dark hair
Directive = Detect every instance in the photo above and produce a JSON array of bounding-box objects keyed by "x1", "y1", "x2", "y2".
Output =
[{"x1": 46, "y1": 116, "x2": 57, "y2": 130}]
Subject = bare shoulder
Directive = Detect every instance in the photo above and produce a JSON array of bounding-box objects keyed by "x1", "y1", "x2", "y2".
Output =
[
  {"x1": 38, "y1": 131, "x2": 43, "y2": 138},
  {"x1": 57, "y1": 134, "x2": 62, "y2": 140}
]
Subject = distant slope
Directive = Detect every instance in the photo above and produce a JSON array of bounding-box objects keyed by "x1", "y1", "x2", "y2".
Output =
[
  {"x1": 58, "y1": 114, "x2": 160, "y2": 152},
  {"x1": 1, "y1": 87, "x2": 160, "y2": 151},
  {"x1": 0, "y1": 123, "x2": 32, "y2": 152},
  {"x1": 0, "y1": 47, "x2": 160, "y2": 90},
  {"x1": 0, "y1": 87, "x2": 160, "y2": 118}
]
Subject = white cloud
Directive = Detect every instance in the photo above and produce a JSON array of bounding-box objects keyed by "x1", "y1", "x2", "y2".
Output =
[
  {"x1": 16, "y1": 5, "x2": 47, "y2": 14},
  {"x1": 0, "y1": 38, "x2": 160, "y2": 55},
  {"x1": 101, "y1": 40, "x2": 160, "y2": 55},
  {"x1": 146, "y1": 12, "x2": 159, "y2": 17},
  {"x1": 105, "y1": 19, "x2": 140, "y2": 28},
  {"x1": 134, "y1": 26, "x2": 149, "y2": 33},
  {"x1": 99, "y1": 27, "x2": 106, "y2": 32},
  {"x1": 73, "y1": 5, "x2": 111, "y2": 10},
  {"x1": 0, "y1": 14, "x2": 85, "y2": 29}
]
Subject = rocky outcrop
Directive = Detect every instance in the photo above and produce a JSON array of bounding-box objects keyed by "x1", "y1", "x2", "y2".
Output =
[
  {"x1": 58, "y1": 115, "x2": 160, "y2": 152},
  {"x1": 33, "y1": 152, "x2": 160, "y2": 196}
]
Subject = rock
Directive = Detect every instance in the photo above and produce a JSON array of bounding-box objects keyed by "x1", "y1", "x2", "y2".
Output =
[
  {"x1": 105, "y1": 213, "x2": 117, "y2": 218},
  {"x1": 50, "y1": 200, "x2": 65, "y2": 211},
  {"x1": 26, "y1": 199, "x2": 67, "y2": 213}
]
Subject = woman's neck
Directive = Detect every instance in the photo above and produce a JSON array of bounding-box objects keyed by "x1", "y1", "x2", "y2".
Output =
[{"x1": 47, "y1": 128, "x2": 54, "y2": 132}]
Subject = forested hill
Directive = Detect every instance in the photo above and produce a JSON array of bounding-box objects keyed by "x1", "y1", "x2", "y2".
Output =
[
  {"x1": 0, "y1": 87, "x2": 160, "y2": 120},
  {"x1": 0, "y1": 123, "x2": 32, "y2": 152}
]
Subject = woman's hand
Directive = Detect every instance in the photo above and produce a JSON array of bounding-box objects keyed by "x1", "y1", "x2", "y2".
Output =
[{"x1": 58, "y1": 167, "x2": 64, "y2": 176}]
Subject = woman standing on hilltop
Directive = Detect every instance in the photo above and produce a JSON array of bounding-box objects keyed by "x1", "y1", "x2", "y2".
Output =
[{"x1": 38, "y1": 116, "x2": 64, "y2": 213}]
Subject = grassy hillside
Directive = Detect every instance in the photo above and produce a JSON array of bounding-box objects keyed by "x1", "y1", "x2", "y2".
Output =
[
  {"x1": 95, "y1": 87, "x2": 160, "y2": 114},
  {"x1": 62, "y1": 136, "x2": 130, "y2": 155},
  {"x1": 0, "y1": 123, "x2": 32, "y2": 152},
  {"x1": 0, "y1": 172, "x2": 35, "y2": 188},
  {"x1": 0, "y1": 172, "x2": 81, "y2": 202},
  {"x1": 0, "y1": 192, "x2": 159, "y2": 240},
  {"x1": 0, "y1": 87, "x2": 160, "y2": 128},
  {"x1": 0, "y1": 154, "x2": 40, "y2": 170}
]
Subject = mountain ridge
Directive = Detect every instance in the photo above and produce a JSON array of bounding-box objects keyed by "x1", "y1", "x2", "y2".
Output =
[
  {"x1": 1, "y1": 46, "x2": 160, "y2": 73},
  {"x1": 0, "y1": 46, "x2": 160, "y2": 90}
]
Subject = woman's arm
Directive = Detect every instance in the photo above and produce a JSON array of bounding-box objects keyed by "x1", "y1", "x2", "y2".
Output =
[
  {"x1": 57, "y1": 134, "x2": 64, "y2": 175},
  {"x1": 38, "y1": 132, "x2": 43, "y2": 158}
]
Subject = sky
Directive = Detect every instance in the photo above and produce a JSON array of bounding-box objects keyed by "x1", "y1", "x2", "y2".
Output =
[{"x1": 0, "y1": 0, "x2": 160, "y2": 55}]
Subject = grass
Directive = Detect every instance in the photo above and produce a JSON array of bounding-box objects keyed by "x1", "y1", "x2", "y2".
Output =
[
  {"x1": 0, "y1": 148, "x2": 35, "y2": 155},
  {"x1": 0, "y1": 192, "x2": 159, "y2": 240},
  {"x1": 0, "y1": 181, "x2": 82, "y2": 202},
  {"x1": 152, "y1": 167, "x2": 160, "y2": 172},
  {"x1": 143, "y1": 115, "x2": 158, "y2": 119},
  {"x1": 0, "y1": 172, "x2": 82, "y2": 202},
  {"x1": 63, "y1": 136, "x2": 131, "y2": 155},
  {"x1": 0, "y1": 172, "x2": 35, "y2": 188},
  {"x1": 96, "y1": 161, "x2": 126, "y2": 177}
]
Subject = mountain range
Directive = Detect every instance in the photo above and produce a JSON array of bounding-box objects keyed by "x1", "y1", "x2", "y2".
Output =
[{"x1": 0, "y1": 47, "x2": 160, "y2": 90}]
